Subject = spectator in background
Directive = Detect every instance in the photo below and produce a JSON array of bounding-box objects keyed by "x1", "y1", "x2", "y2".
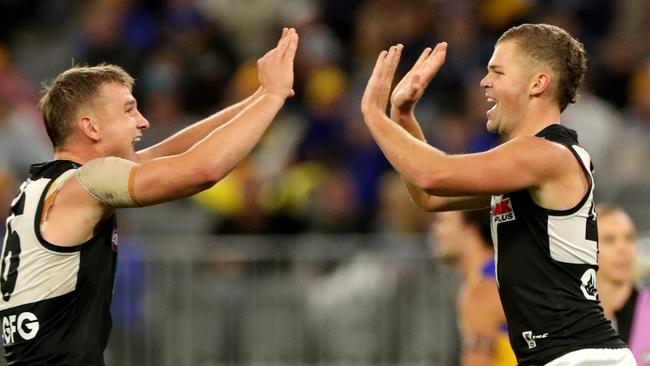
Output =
[
  {"x1": 375, "y1": 171, "x2": 432, "y2": 233},
  {"x1": 0, "y1": 92, "x2": 51, "y2": 180},
  {"x1": 561, "y1": 83, "x2": 622, "y2": 193},
  {"x1": 0, "y1": 48, "x2": 51, "y2": 179},
  {"x1": 162, "y1": 0, "x2": 238, "y2": 115},
  {"x1": 604, "y1": 63, "x2": 650, "y2": 229},
  {"x1": 0, "y1": 165, "x2": 17, "y2": 237},
  {"x1": 431, "y1": 209, "x2": 515, "y2": 366},
  {"x1": 596, "y1": 204, "x2": 650, "y2": 366},
  {"x1": 77, "y1": 0, "x2": 140, "y2": 74}
]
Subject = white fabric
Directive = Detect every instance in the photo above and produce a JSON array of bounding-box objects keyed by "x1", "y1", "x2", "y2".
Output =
[{"x1": 545, "y1": 348, "x2": 636, "y2": 366}]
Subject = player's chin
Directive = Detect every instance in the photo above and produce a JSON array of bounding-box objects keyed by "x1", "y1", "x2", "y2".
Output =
[{"x1": 486, "y1": 119, "x2": 498, "y2": 133}]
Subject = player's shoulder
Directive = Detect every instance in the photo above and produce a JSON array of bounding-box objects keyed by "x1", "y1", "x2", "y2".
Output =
[
  {"x1": 29, "y1": 160, "x2": 79, "y2": 180},
  {"x1": 498, "y1": 135, "x2": 575, "y2": 174},
  {"x1": 81, "y1": 156, "x2": 138, "y2": 169},
  {"x1": 508, "y1": 134, "x2": 573, "y2": 153},
  {"x1": 51, "y1": 157, "x2": 133, "y2": 208},
  {"x1": 535, "y1": 124, "x2": 580, "y2": 146}
]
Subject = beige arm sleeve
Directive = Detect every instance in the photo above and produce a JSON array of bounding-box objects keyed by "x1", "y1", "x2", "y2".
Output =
[{"x1": 76, "y1": 157, "x2": 140, "y2": 208}]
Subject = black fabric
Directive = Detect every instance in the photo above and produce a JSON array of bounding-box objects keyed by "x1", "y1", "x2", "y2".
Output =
[
  {"x1": 491, "y1": 125, "x2": 625, "y2": 365},
  {"x1": 614, "y1": 287, "x2": 638, "y2": 343},
  {"x1": 1, "y1": 160, "x2": 117, "y2": 365}
]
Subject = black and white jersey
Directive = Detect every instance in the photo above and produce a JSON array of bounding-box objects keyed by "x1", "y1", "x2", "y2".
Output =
[
  {"x1": 490, "y1": 125, "x2": 625, "y2": 365},
  {"x1": 0, "y1": 160, "x2": 117, "y2": 365}
]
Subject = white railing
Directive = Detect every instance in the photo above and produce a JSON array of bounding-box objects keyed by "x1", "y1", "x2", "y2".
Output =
[
  {"x1": 105, "y1": 234, "x2": 461, "y2": 366},
  {"x1": 3, "y1": 232, "x2": 649, "y2": 366}
]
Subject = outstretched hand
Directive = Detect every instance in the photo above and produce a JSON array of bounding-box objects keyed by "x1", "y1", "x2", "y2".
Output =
[
  {"x1": 361, "y1": 44, "x2": 404, "y2": 119},
  {"x1": 257, "y1": 27, "x2": 299, "y2": 98},
  {"x1": 391, "y1": 42, "x2": 447, "y2": 113}
]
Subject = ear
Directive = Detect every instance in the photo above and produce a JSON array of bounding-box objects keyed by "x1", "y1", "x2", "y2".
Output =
[
  {"x1": 530, "y1": 72, "x2": 551, "y2": 97},
  {"x1": 78, "y1": 115, "x2": 101, "y2": 142}
]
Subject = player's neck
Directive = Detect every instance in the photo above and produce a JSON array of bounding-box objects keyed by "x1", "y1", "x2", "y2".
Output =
[
  {"x1": 53, "y1": 146, "x2": 100, "y2": 165},
  {"x1": 503, "y1": 101, "x2": 561, "y2": 140}
]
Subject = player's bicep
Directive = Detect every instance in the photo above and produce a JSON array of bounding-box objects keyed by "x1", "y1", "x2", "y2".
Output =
[
  {"x1": 76, "y1": 157, "x2": 140, "y2": 208},
  {"x1": 423, "y1": 137, "x2": 565, "y2": 196},
  {"x1": 129, "y1": 154, "x2": 214, "y2": 206}
]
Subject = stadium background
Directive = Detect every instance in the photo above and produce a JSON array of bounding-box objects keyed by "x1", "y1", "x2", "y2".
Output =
[{"x1": 0, "y1": 0, "x2": 648, "y2": 365}]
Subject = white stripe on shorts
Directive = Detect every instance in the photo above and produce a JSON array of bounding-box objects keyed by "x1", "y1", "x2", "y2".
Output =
[{"x1": 545, "y1": 348, "x2": 636, "y2": 366}]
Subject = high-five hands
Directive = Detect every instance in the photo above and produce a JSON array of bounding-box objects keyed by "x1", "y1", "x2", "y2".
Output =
[
  {"x1": 361, "y1": 42, "x2": 448, "y2": 119},
  {"x1": 258, "y1": 27, "x2": 299, "y2": 99},
  {"x1": 361, "y1": 44, "x2": 405, "y2": 119},
  {"x1": 391, "y1": 42, "x2": 447, "y2": 113}
]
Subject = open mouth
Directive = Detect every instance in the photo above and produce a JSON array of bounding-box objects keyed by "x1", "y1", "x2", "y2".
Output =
[
  {"x1": 485, "y1": 97, "x2": 498, "y2": 120},
  {"x1": 132, "y1": 136, "x2": 141, "y2": 148},
  {"x1": 487, "y1": 97, "x2": 498, "y2": 113}
]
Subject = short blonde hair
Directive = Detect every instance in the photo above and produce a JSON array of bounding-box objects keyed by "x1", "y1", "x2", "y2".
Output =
[
  {"x1": 498, "y1": 24, "x2": 587, "y2": 112},
  {"x1": 39, "y1": 64, "x2": 134, "y2": 147}
]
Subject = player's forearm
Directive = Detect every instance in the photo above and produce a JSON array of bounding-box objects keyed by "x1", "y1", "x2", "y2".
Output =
[
  {"x1": 187, "y1": 92, "x2": 285, "y2": 182},
  {"x1": 363, "y1": 109, "x2": 447, "y2": 189},
  {"x1": 137, "y1": 89, "x2": 261, "y2": 161},
  {"x1": 390, "y1": 107, "x2": 438, "y2": 208},
  {"x1": 401, "y1": 180, "x2": 489, "y2": 211},
  {"x1": 401, "y1": 175, "x2": 435, "y2": 209},
  {"x1": 390, "y1": 107, "x2": 426, "y2": 141},
  {"x1": 131, "y1": 92, "x2": 286, "y2": 206}
]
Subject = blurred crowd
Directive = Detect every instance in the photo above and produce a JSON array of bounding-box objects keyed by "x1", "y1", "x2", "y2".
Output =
[{"x1": 1, "y1": 0, "x2": 649, "y2": 235}]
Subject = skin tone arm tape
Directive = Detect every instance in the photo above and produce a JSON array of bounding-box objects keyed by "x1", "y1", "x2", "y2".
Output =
[{"x1": 75, "y1": 157, "x2": 140, "y2": 208}]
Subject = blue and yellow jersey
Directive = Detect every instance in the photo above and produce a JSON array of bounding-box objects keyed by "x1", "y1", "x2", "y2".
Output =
[{"x1": 481, "y1": 258, "x2": 517, "y2": 366}]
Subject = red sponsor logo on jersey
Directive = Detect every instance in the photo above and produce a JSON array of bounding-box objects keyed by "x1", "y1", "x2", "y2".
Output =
[{"x1": 492, "y1": 198, "x2": 516, "y2": 223}]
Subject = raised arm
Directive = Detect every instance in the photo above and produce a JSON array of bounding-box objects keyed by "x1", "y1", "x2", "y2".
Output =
[
  {"x1": 136, "y1": 28, "x2": 294, "y2": 162},
  {"x1": 131, "y1": 29, "x2": 298, "y2": 206},
  {"x1": 389, "y1": 44, "x2": 490, "y2": 211},
  {"x1": 360, "y1": 44, "x2": 579, "y2": 212},
  {"x1": 135, "y1": 87, "x2": 264, "y2": 162},
  {"x1": 361, "y1": 45, "x2": 488, "y2": 211},
  {"x1": 42, "y1": 29, "x2": 299, "y2": 247}
]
